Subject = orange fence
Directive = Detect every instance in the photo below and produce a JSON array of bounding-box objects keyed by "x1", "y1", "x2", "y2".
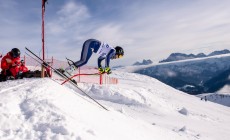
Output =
[
  {"x1": 67, "y1": 66, "x2": 118, "y2": 85},
  {"x1": 23, "y1": 56, "x2": 118, "y2": 85}
]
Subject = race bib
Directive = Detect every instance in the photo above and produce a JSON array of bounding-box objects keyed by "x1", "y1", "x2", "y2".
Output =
[{"x1": 96, "y1": 42, "x2": 113, "y2": 57}]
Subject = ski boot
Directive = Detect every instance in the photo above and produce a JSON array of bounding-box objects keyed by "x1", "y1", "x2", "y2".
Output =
[{"x1": 56, "y1": 65, "x2": 77, "y2": 84}]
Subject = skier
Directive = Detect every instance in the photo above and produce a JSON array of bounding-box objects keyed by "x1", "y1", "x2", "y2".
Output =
[
  {"x1": 0, "y1": 48, "x2": 27, "y2": 81},
  {"x1": 62, "y1": 39, "x2": 124, "y2": 76}
]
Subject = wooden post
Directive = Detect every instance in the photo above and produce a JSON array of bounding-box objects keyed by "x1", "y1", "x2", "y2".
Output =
[{"x1": 51, "y1": 56, "x2": 53, "y2": 77}]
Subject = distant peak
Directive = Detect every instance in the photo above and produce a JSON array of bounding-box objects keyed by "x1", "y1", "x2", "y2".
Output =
[
  {"x1": 133, "y1": 59, "x2": 153, "y2": 66},
  {"x1": 160, "y1": 49, "x2": 230, "y2": 63}
]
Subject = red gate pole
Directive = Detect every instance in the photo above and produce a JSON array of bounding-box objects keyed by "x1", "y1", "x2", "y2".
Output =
[
  {"x1": 100, "y1": 74, "x2": 102, "y2": 85},
  {"x1": 41, "y1": 0, "x2": 46, "y2": 78}
]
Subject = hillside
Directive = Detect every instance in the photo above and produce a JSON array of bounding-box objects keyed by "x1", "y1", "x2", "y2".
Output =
[
  {"x1": 197, "y1": 92, "x2": 230, "y2": 107},
  {"x1": 134, "y1": 54, "x2": 230, "y2": 94},
  {"x1": 0, "y1": 71, "x2": 230, "y2": 140}
]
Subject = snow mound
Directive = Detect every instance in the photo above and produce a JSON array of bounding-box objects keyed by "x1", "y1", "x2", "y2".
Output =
[
  {"x1": 178, "y1": 107, "x2": 189, "y2": 115},
  {"x1": 0, "y1": 71, "x2": 230, "y2": 140},
  {"x1": 0, "y1": 78, "x2": 181, "y2": 140}
]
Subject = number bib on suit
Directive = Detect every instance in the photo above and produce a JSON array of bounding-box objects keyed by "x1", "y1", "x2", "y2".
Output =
[{"x1": 96, "y1": 42, "x2": 113, "y2": 57}]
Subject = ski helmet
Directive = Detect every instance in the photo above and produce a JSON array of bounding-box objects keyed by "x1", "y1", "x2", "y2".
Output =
[
  {"x1": 11, "y1": 48, "x2": 21, "y2": 58},
  {"x1": 115, "y1": 46, "x2": 124, "y2": 57}
]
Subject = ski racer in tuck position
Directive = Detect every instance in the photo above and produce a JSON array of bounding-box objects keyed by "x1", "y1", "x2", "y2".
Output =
[{"x1": 62, "y1": 39, "x2": 124, "y2": 77}]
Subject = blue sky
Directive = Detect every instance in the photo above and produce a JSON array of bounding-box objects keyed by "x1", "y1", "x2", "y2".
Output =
[{"x1": 1, "y1": 0, "x2": 230, "y2": 66}]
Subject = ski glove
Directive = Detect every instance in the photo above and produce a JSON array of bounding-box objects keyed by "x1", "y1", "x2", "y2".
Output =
[
  {"x1": 105, "y1": 67, "x2": 111, "y2": 74},
  {"x1": 98, "y1": 67, "x2": 105, "y2": 74}
]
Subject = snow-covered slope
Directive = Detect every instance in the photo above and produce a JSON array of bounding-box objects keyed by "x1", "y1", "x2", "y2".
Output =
[
  {"x1": 125, "y1": 54, "x2": 230, "y2": 94},
  {"x1": 0, "y1": 71, "x2": 230, "y2": 140},
  {"x1": 197, "y1": 84, "x2": 230, "y2": 107},
  {"x1": 197, "y1": 92, "x2": 230, "y2": 107}
]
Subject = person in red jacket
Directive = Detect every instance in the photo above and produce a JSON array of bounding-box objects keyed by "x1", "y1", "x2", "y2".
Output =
[{"x1": 0, "y1": 48, "x2": 21, "y2": 81}]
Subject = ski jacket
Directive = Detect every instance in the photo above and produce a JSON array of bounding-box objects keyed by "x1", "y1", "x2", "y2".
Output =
[
  {"x1": 96, "y1": 42, "x2": 115, "y2": 68},
  {"x1": 9, "y1": 66, "x2": 20, "y2": 78},
  {"x1": 1, "y1": 52, "x2": 22, "y2": 78},
  {"x1": 1, "y1": 52, "x2": 20, "y2": 70}
]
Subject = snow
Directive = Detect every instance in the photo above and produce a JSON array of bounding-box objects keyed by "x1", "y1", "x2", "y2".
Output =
[
  {"x1": 218, "y1": 85, "x2": 230, "y2": 94},
  {"x1": 0, "y1": 70, "x2": 230, "y2": 140},
  {"x1": 197, "y1": 92, "x2": 230, "y2": 107}
]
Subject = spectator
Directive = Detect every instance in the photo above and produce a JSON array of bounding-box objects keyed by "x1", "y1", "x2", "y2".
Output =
[{"x1": 0, "y1": 48, "x2": 28, "y2": 81}]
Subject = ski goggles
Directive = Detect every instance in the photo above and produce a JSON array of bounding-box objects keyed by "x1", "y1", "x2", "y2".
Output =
[{"x1": 116, "y1": 54, "x2": 123, "y2": 58}]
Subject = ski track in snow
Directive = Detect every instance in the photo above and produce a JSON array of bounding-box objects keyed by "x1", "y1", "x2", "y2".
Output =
[
  {"x1": 0, "y1": 79, "x2": 38, "y2": 94},
  {"x1": 0, "y1": 71, "x2": 230, "y2": 140},
  {"x1": 0, "y1": 79, "x2": 74, "y2": 139}
]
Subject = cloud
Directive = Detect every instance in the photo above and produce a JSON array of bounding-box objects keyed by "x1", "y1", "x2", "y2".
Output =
[
  {"x1": 44, "y1": 1, "x2": 92, "y2": 59},
  {"x1": 1, "y1": 0, "x2": 230, "y2": 66},
  {"x1": 50, "y1": 0, "x2": 230, "y2": 65},
  {"x1": 113, "y1": 0, "x2": 230, "y2": 62},
  {"x1": 45, "y1": 0, "x2": 134, "y2": 63},
  {"x1": 47, "y1": 1, "x2": 90, "y2": 34}
]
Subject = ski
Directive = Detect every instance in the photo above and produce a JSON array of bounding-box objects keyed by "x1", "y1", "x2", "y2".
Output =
[
  {"x1": 61, "y1": 73, "x2": 100, "y2": 85},
  {"x1": 25, "y1": 52, "x2": 62, "y2": 85},
  {"x1": 25, "y1": 47, "x2": 109, "y2": 111}
]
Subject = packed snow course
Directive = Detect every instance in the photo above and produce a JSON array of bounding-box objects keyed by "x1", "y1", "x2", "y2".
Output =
[{"x1": 0, "y1": 71, "x2": 230, "y2": 140}]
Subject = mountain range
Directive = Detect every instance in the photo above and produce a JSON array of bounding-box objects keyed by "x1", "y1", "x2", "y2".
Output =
[
  {"x1": 160, "y1": 49, "x2": 230, "y2": 63},
  {"x1": 135, "y1": 52, "x2": 230, "y2": 95},
  {"x1": 133, "y1": 59, "x2": 153, "y2": 65}
]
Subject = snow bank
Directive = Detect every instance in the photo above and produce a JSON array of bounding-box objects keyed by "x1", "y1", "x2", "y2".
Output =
[
  {"x1": 0, "y1": 78, "x2": 180, "y2": 140},
  {"x1": 0, "y1": 71, "x2": 230, "y2": 140}
]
